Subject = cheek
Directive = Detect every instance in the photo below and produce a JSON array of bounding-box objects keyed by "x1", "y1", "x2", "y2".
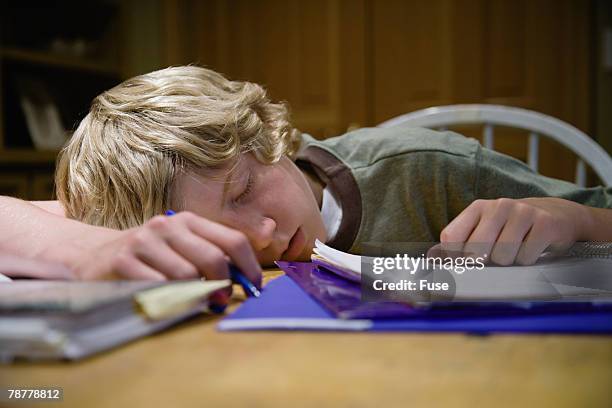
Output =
[
  {"x1": 278, "y1": 160, "x2": 315, "y2": 200},
  {"x1": 268, "y1": 170, "x2": 313, "y2": 212}
]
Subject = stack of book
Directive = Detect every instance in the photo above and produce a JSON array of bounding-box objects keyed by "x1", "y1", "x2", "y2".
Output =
[{"x1": 0, "y1": 279, "x2": 230, "y2": 362}]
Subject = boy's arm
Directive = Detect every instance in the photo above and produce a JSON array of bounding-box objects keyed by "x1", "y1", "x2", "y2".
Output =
[
  {"x1": 439, "y1": 143, "x2": 612, "y2": 265},
  {"x1": 0, "y1": 252, "x2": 73, "y2": 280},
  {"x1": 0, "y1": 196, "x2": 262, "y2": 289},
  {"x1": 0, "y1": 197, "x2": 68, "y2": 278},
  {"x1": 29, "y1": 200, "x2": 65, "y2": 217},
  {"x1": 0, "y1": 196, "x2": 110, "y2": 264}
]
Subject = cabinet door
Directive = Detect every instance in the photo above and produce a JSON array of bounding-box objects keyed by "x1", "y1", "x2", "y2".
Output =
[
  {"x1": 370, "y1": 0, "x2": 590, "y2": 182},
  {"x1": 162, "y1": 0, "x2": 367, "y2": 138}
]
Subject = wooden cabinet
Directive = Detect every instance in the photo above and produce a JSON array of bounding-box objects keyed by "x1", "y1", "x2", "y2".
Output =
[
  {"x1": 2, "y1": 1, "x2": 594, "y2": 195},
  {"x1": 368, "y1": 0, "x2": 591, "y2": 182},
  {"x1": 163, "y1": 0, "x2": 354, "y2": 138},
  {"x1": 0, "y1": 171, "x2": 55, "y2": 200},
  {"x1": 162, "y1": 0, "x2": 595, "y2": 183}
]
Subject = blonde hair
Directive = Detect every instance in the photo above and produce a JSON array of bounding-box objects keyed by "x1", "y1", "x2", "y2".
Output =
[{"x1": 55, "y1": 65, "x2": 301, "y2": 229}]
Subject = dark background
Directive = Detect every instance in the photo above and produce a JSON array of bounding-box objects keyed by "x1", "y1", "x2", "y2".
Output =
[{"x1": 1, "y1": 0, "x2": 611, "y2": 199}]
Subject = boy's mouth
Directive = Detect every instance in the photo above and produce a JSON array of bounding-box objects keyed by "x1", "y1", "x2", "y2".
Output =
[{"x1": 282, "y1": 227, "x2": 306, "y2": 261}]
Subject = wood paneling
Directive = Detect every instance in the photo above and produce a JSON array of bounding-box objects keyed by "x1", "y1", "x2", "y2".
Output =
[
  {"x1": 595, "y1": 0, "x2": 612, "y2": 155},
  {"x1": 164, "y1": 0, "x2": 350, "y2": 137},
  {"x1": 483, "y1": 0, "x2": 530, "y2": 102},
  {"x1": 161, "y1": 0, "x2": 594, "y2": 182},
  {"x1": 371, "y1": 0, "x2": 454, "y2": 121}
]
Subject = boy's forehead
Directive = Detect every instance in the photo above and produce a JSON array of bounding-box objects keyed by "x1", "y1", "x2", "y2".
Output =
[
  {"x1": 186, "y1": 156, "x2": 244, "y2": 184},
  {"x1": 175, "y1": 156, "x2": 248, "y2": 204},
  {"x1": 172, "y1": 170, "x2": 229, "y2": 214}
]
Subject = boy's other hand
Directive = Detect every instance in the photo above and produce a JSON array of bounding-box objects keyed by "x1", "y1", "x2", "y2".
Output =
[
  {"x1": 440, "y1": 197, "x2": 592, "y2": 265},
  {"x1": 64, "y1": 211, "x2": 263, "y2": 288}
]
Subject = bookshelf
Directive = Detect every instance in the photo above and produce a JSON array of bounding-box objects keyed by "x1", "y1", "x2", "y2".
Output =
[
  {"x1": 1, "y1": 48, "x2": 120, "y2": 76},
  {"x1": 0, "y1": 0, "x2": 125, "y2": 200}
]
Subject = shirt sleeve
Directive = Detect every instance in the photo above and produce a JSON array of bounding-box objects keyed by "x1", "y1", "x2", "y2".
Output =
[{"x1": 474, "y1": 146, "x2": 612, "y2": 209}]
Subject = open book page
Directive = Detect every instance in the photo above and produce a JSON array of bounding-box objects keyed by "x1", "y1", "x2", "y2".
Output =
[
  {"x1": 312, "y1": 240, "x2": 363, "y2": 279},
  {"x1": 0, "y1": 280, "x2": 231, "y2": 318},
  {"x1": 311, "y1": 241, "x2": 612, "y2": 301},
  {"x1": 0, "y1": 280, "x2": 232, "y2": 361}
]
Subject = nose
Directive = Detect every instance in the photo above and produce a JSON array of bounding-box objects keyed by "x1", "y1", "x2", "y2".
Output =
[{"x1": 247, "y1": 216, "x2": 276, "y2": 252}]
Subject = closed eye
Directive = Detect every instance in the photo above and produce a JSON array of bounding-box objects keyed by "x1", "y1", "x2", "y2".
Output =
[{"x1": 235, "y1": 173, "x2": 253, "y2": 203}]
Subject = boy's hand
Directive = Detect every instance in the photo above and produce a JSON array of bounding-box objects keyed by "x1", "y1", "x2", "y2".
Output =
[
  {"x1": 61, "y1": 211, "x2": 263, "y2": 288},
  {"x1": 440, "y1": 197, "x2": 592, "y2": 265}
]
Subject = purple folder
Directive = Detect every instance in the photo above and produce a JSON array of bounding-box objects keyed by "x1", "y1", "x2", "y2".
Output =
[{"x1": 218, "y1": 262, "x2": 612, "y2": 334}]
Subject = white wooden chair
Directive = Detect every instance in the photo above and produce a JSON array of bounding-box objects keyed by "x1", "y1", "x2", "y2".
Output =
[{"x1": 378, "y1": 104, "x2": 612, "y2": 187}]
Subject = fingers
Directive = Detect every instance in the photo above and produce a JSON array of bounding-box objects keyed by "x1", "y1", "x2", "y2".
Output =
[
  {"x1": 439, "y1": 201, "x2": 483, "y2": 259},
  {"x1": 165, "y1": 232, "x2": 232, "y2": 280},
  {"x1": 515, "y1": 228, "x2": 551, "y2": 265},
  {"x1": 131, "y1": 233, "x2": 202, "y2": 280},
  {"x1": 515, "y1": 212, "x2": 558, "y2": 265},
  {"x1": 444, "y1": 199, "x2": 511, "y2": 261},
  {"x1": 440, "y1": 200, "x2": 483, "y2": 243},
  {"x1": 441, "y1": 198, "x2": 561, "y2": 266},
  {"x1": 464, "y1": 211, "x2": 506, "y2": 261},
  {"x1": 179, "y1": 213, "x2": 263, "y2": 288},
  {"x1": 112, "y1": 253, "x2": 167, "y2": 281},
  {"x1": 490, "y1": 204, "x2": 535, "y2": 265},
  {"x1": 108, "y1": 212, "x2": 261, "y2": 287}
]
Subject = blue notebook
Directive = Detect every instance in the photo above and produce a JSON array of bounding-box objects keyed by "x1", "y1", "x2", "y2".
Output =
[{"x1": 218, "y1": 272, "x2": 612, "y2": 334}]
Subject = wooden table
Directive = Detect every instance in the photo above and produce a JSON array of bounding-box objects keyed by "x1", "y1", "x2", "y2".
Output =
[{"x1": 1, "y1": 271, "x2": 611, "y2": 408}]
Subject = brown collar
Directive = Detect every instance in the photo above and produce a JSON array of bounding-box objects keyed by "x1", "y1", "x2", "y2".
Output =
[{"x1": 296, "y1": 146, "x2": 362, "y2": 252}]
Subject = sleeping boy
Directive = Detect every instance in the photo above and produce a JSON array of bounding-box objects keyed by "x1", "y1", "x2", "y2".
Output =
[{"x1": 0, "y1": 66, "x2": 611, "y2": 289}]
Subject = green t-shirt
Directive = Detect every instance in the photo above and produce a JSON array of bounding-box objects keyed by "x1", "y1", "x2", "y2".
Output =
[{"x1": 295, "y1": 127, "x2": 612, "y2": 253}]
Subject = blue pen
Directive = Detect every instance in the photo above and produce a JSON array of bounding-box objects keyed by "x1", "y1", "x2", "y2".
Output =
[
  {"x1": 229, "y1": 265, "x2": 261, "y2": 297},
  {"x1": 165, "y1": 210, "x2": 261, "y2": 298}
]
